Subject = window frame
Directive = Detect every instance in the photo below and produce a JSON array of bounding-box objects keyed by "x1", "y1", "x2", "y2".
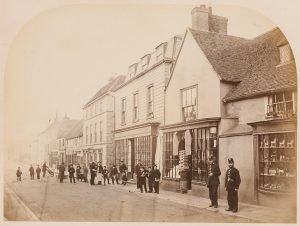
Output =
[
  {"x1": 133, "y1": 91, "x2": 139, "y2": 122},
  {"x1": 181, "y1": 85, "x2": 198, "y2": 122},
  {"x1": 121, "y1": 97, "x2": 127, "y2": 125},
  {"x1": 147, "y1": 85, "x2": 154, "y2": 119}
]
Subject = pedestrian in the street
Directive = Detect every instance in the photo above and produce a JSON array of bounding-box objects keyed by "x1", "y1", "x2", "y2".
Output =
[
  {"x1": 42, "y1": 162, "x2": 47, "y2": 177},
  {"x1": 97, "y1": 161, "x2": 103, "y2": 185},
  {"x1": 36, "y1": 165, "x2": 41, "y2": 180},
  {"x1": 69, "y1": 164, "x2": 76, "y2": 183},
  {"x1": 119, "y1": 160, "x2": 128, "y2": 185},
  {"x1": 147, "y1": 166, "x2": 154, "y2": 193},
  {"x1": 135, "y1": 160, "x2": 143, "y2": 189},
  {"x1": 16, "y1": 167, "x2": 22, "y2": 182},
  {"x1": 207, "y1": 155, "x2": 221, "y2": 208},
  {"x1": 90, "y1": 162, "x2": 97, "y2": 185},
  {"x1": 76, "y1": 165, "x2": 81, "y2": 181},
  {"x1": 58, "y1": 162, "x2": 65, "y2": 183},
  {"x1": 29, "y1": 164, "x2": 35, "y2": 180},
  {"x1": 110, "y1": 165, "x2": 119, "y2": 184},
  {"x1": 83, "y1": 164, "x2": 89, "y2": 183},
  {"x1": 153, "y1": 165, "x2": 161, "y2": 194},
  {"x1": 225, "y1": 158, "x2": 241, "y2": 213},
  {"x1": 139, "y1": 167, "x2": 147, "y2": 193},
  {"x1": 102, "y1": 166, "x2": 110, "y2": 185}
]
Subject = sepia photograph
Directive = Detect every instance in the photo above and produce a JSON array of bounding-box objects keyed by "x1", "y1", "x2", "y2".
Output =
[{"x1": 1, "y1": 0, "x2": 298, "y2": 224}]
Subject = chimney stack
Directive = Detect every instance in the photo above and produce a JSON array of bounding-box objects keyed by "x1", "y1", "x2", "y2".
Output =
[{"x1": 191, "y1": 5, "x2": 228, "y2": 34}]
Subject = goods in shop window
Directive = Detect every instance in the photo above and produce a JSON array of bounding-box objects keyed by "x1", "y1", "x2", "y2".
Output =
[
  {"x1": 264, "y1": 137, "x2": 269, "y2": 148},
  {"x1": 279, "y1": 139, "x2": 285, "y2": 148},
  {"x1": 270, "y1": 138, "x2": 277, "y2": 147},
  {"x1": 286, "y1": 139, "x2": 294, "y2": 148}
]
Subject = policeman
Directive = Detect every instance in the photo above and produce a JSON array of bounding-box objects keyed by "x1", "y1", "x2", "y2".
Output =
[
  {"x1": 207, "y1": 155, "x2": 221, "y2": 208},
  {"x1": 225, "y1": 158, "x2": 241, "y2": 213}
]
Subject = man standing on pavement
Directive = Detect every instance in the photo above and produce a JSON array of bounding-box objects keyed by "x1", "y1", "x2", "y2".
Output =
[
  {"x1": 225, "y1": 158, "x2": 241, "y2": 213},
  {"x1": 153, "y1": 165, "x2": 161, "y2": 194},
  {"x1": 97, "y1": 162, "x2": 103, "y2": 185},
  {"x1": 58, "y1": 162, "x2": 65, "y2": 183},
  {"x1": 119, "y1": 160, "x2": 128, "y2": 185},
  {"x1": 207, "y1": 155, "x2": 221, "y2": 208},
  {"x1": 16, "y1": 167, "x2": 22, "y2": 182},
  {"x1": 147, "y1": 166, "x2": 154, "y2": 193},
  {"x1": 29, "y1": 165, "x2": 35, "y2": 180},
  {"x1": 111, "y1": 165, "x2": 119, "y2": 184},
  {"x1": 135, "y1": 160, "x2": 143, "y2": 189},
  {"x1": 42, "y1": 162, "x2": 47, "y2": 177},
  {"x1": 68, "y1": 164, "x2": 76, "y2": 183},
  {"x1": 83, "y1": 163, "x2": 89, "y2": 183},
  {"x1": 102, "y1": 166, "x2": 110, "y2": 185},
  {"x1": 139, "y1": 167, "x2": 147, "y2": 193},
  {"x1": 90, "y1": 162, "x2": 97, "y2": 185},
  {"x1": 36, "y1": 165, "x2": 41, "y2": 180}
]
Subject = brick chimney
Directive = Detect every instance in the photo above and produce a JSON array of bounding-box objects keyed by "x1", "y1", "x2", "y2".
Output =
[{"x1": 191, "y1": 5, "x2": 228, "y2": 34}]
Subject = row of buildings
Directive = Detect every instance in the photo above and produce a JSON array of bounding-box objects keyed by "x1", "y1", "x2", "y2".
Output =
[{"x1": 33, "y1": 5, "x2": 297, "y2": 208}]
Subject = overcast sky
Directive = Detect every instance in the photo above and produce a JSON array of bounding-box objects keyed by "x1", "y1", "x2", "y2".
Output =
[{"x1": 4, "y1": 3, "x2": 277, "y2": 142}]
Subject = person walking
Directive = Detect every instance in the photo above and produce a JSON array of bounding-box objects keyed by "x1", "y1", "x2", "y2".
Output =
[
  {"x1": 76, "y1": 165, "x2": 81, "y2": 181},
  {"x1": 135, "y1": 160, "x2": 143, "y2": 189},
  {"x1": 110, "y1": 165, "x2": 119, "y2": 184},
  {"x1": 102, "y1": 166, "x2": 110, "y2": 185},
  {"x1": 153, "y1": 165, "x2": 161, "y2": 194},
  {"x1": 207, "y1": 155, "x2": 221, "y2": 208},
  {"x1": 147, "y1": 166, "x2": 154, "y2": 193},
  {"x1": 36, "y1": 165, "x2": 41, "y2": 180},
  {"x1": 139, "y1": 167, "x2": 147, "y2": 193},
  {"x1": 90, "y1": 162, "x2": 97, "y2": 185},
  {"x1": 16, "y1": 167, "x2": 22, "y2": 182},
  {"x1": 83, "y1": 164, "x2": 89, "y2": 183},
  {"x1": 225, "y1": 158, "x2": 241, "y2": 213},
  {"x1": 69, "y1": 164, "x2": 76, "y2": 183},
  {"x1": 42, "y1": 162, "x2": 47, "y2": 177},
  {"x1": 58, "y1": 162, "x2": 65, "y2": 183},
  {"x1": 29, "y1": 165, "x2": 35, "y2": 180}
]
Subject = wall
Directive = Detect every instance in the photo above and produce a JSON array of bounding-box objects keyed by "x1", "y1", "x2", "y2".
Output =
[
  {"x1": 219, "y1": 135, "x2": 255, "y2": 203},
  {"x1": 165, "y1": 30, "x2": 221, "y2": 125},
  {"x1": 115, "y1": 63, "x2": 168, "y2": 131}
]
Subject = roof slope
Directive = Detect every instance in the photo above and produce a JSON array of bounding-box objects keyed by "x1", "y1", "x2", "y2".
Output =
[
  {"x1": 224, "y1": 28, "x2": 297, "y2": 102},
  {"x1": 65, "y1": 121, "x2": 83, "y2": 139},
  {"x1": 57, "y1": 119, "x2": 81, "y2": 139},
  {"x1": 189, "y1": 28, "x2": 252, "y2": 82},
  {"x1": 83, "y1": 75, "x2": 126, "y2": 108}
]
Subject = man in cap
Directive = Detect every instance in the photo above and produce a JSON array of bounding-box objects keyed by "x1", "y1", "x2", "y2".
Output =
[
  {"x1": 207, "y1": 155, "x2": 221, "y2": 208},
  {"x1": 225, "y1": 158, "x2": 241, "y2": 213}
]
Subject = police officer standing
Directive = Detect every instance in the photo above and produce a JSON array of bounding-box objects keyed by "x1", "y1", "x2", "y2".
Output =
[
  {"x1": 225, "y1": 158, "x2": 241, "y2": 213},
  {"x1": 135, "y1": 160, "x2": 143, "y2": 189},
  {"x1": 36, "y1": 165, "x2": 41, "y2": 180},
  {"x1": 207, "y1": 155, "x2": 221, "y2": 208},
  {"x1": 90, "y1": 162, "x2": 97, "y2": 185},
  {"x1": 29, "y1": 165, "x2": 35, "y2": 180},
  {"x1": 58, "y1": 162, "x2": 65, "y2": 183}
]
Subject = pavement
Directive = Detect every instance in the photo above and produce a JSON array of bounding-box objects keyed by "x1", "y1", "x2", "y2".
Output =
[{"x1": 3, "y1": 172, "x2": 296, "y2": 223}]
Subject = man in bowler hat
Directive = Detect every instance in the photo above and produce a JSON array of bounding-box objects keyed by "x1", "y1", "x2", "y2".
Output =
[
  {"x1": 225, "y1": 158, "x2": 241, "y2": 213},
  {"x1": 207, "y1": 155, "x2": 221, "y2": 208}
]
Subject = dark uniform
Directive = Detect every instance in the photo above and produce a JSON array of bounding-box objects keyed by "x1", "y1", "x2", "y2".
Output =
[
  {"x1": 16, "y1": 168, "x2": 22, "y2": 182},
  {"x1": 139, "y1": 169, "x2": 147, "y2": 193},
  {"x1": 111, "y1": 165, "x2": 119, "y2": 184},
  {"x1": 135, "y1": 162, "x2": 142, "y2": 189},
  {"x1": 68, "y1": 165, "x2": 76, "y2": 183},
  {"x1": 153, "y1": 167, "x2": 161, "y2": 194},
  {"x1": 42, "y1": 163, "x2": 47, "y2": 177},
  {"x1": 147, "y1": 167, "x2": 154, "y2": 193},
  {"x1": 102, "y1": 167, "x2": 110, "y2": 185},
  {"x1": 119, "y1": 162, "x2": 128, "y2": 185},
  {"x1": 225, "y1": 158, "x2": 241, "y2": 213},
  {"x1": 36, "y1": 166, "x2": 41, "y2": 179},
  {"x1": 90, "y1": 162, "x2": 97, "y2": 185},
  {"x1": 207, "y1": 157, "x2": 221, "y2": 208},
  {"x1": 58, "y1": 163, "x2": 65, "y2": 183}
]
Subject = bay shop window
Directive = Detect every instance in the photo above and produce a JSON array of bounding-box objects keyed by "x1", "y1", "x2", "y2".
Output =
[{"x1": 163, "y1": 126, "x2": 218, "y2": 184}]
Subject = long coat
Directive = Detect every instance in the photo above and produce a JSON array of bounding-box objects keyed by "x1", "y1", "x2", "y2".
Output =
[
  {"x1": 207, "y1": 162, "x2": 221, "y2": 187},
  {"x1": 225, "y1": 167, "x2": 241, "y2": 191},
  {"x1": 58, "y1": 165, "x2": 65, "y2": 179}
]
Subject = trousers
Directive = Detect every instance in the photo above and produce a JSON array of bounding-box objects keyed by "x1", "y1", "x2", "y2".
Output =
[
  {"x1": 208, "y1": 184, "x2": 219, "y2": 206},
  {"x1": 227, "y1": 189, "x2": 238, "y2": 211}
]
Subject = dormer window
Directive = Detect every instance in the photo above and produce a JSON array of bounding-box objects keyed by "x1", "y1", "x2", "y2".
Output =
[
  {"x1": 141, "y1": 54, "x2": 150, "y2": 71},
  {"x1": 155, "y1": 43, "x2": 166, "y2": 62},
  {"x1": 128, "y1": 63, "x2": 137, "y2": 78},
  {"x1": 267, "y1": 91, "x2": 296, "y2": 118},
  {"x1": 279, "y1": 44, "x2": 293, "y2": 64}
]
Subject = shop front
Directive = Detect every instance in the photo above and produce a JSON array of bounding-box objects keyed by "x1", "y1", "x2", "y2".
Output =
[
  {"x1": 249, "y1": 118, "x2": 297, "y2": 208},
  {"x1": 113, "y1": 122, "x2": 159, "y2": 179},
  {"x1": 160, "y1": 118, "x2": 220, "y2": 196}
]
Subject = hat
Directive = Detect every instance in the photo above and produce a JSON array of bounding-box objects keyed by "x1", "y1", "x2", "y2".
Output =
[
  {"x1": 208, "y1": 155, "x2": 215, "y2": 161},
  {"x1": 228, "y1": 158, "x2": 234, "y2": 163}
]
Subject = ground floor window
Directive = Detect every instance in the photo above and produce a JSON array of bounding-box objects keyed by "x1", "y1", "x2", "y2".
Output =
[
  {"x1": 258, "y1": 132, "x2": 296, "y2": 192},
  {"x1": 163, "y1": 126, "x2": 218, "y2": 184},
  {"x1": 114, "y1": 139, "x2": 129, "y2": 170}
]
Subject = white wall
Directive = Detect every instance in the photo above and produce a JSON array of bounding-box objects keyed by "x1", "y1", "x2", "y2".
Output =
[{"x1": 165, "y1": 30, "x2": 221, "y2": 125}]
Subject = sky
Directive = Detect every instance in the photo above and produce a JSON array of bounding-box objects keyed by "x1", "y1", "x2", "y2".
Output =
[{"x1": 4, "y1": 3, "x2": 278, "y2": 143}]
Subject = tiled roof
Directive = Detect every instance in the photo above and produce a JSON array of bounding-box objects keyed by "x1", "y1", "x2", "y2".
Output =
[
  {"x1": 223, "y1": 28, "x2": 297, "y2": 102},
  {"x1": 189, "y1": 28, "x2": 252, "y2": 82},
  {"x1": 65, "y1": 121, "x2": 83, "y2": 139},
  {"x1": 83, "y1": 75, "x2": 126, "y2": 108},
  {"x1": 57, "y1": 119, "x2": 81, "y2": 139}
]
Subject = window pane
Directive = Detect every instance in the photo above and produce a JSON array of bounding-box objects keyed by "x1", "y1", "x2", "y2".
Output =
[
  {"x1": 186, "y1": 89, "x2": 192, "y2": 106},
  {"x1": 182, "y1": 90, "x2": 187, "y2": 107},
  {"x1": 192, "y1": 87, "x2": 196, "y2": 105}
]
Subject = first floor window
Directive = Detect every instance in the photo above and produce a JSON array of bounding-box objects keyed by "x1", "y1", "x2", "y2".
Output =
[
  {"x1": 267, "y1": 91, "x2": 295, "y2": 117},
  {"x1": 147, "y1": 86, "x2": 154, "y2": 118},
  {"x1": 133, "y1": 92, "x2": 139, "y2": 121},
  {"x1": 182, "y1": 86, "x2": 197, "y2": 122},
  {"x1": 99, "y1": 121, "x2": 103, "y2": 142},
  {"x1": 121, "y1": 98, "x2": 126, "y2": 125}
]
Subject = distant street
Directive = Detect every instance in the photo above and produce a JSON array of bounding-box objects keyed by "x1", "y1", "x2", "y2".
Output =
[{"x1": 4, "y1": 173, "x2": 254, "y2": 222}]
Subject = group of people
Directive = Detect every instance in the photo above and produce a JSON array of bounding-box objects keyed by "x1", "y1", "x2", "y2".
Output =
[
  {"x1": 207, "y1": 156, "x2": 241, "y2": 213},
  {"x1": 16, "y1": 162, "x2": 48, "y2": 182}
]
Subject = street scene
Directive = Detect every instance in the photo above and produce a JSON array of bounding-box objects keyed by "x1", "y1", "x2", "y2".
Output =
[{"x1": 3, "y1": 1, "x2": 297, "y2": 223}]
